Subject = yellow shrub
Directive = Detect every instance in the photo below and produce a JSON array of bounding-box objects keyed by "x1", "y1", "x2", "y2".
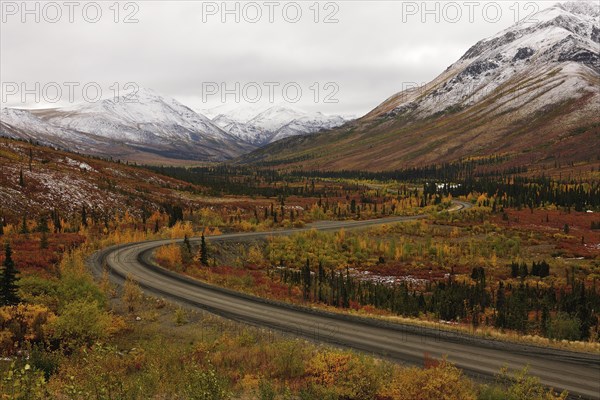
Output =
[
  {"x1": 382, "y1": 360, "x2": 476, "y2": 400},
  {"x1": 0, "y1": 304, "x2": 56, "y2": 354},
  {"x1": 155, "y1": 243, "x2": 183, "y2": 270}
]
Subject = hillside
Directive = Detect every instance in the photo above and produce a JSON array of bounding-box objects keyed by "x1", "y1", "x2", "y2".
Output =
[
  {"x1": 239, "y1": 2, "x2": 600, "y2": 174},
  {"x1": 0, "y1": 138, "x2": 201, "y2": 222}
]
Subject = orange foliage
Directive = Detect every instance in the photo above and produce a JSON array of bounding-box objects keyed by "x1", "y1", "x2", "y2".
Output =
[
  {"x1": 0, "y1": 304, "x2": 56, "y2": 355},
  {"x1": 381, "y1": 359, "x2": 476, "y2": 400},
  {"x1": 155, "y1": 243, "x2": 183, "y2": 270}
]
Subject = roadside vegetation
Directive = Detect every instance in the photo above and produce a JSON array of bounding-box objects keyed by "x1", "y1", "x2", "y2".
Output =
[{"x1": 0, "y1": 139, "x2": 597, "y2": 398}]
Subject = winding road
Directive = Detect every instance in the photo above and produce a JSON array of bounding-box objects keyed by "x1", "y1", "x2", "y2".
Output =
[{"x1": 88, "y1": 201, "x2": 600, "y2": 399}]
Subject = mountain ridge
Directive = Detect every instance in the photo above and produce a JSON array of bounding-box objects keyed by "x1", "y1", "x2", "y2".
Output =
[
  {"x1": 0, "y1": 88, "x2": 255, "y2": 163},
  {"x1": 209, "y1": 104, "x2": 349, "y2": 146}
]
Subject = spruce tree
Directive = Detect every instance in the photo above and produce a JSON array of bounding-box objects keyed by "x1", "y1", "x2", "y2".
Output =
[
  {"x1": 81, "y1": 205, "x2": 88, "y2": 227},
  {"x1": 200, "y1": 233, "x2": 208, "y2": 266},
  {"x1": 37, "y1": 215, "x2": 49, "y2": 233},
  {"x1": 1, "y1": 243, "x2": 20, "y2": 306},
  {"x1": 20, "y1": 216, "x2": 28, "y2": 234}
]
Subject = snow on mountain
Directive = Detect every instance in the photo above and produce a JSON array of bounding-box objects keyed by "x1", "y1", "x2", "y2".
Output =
[
  {"x1": 269, "y1": 112, "x2": 347, "y2": 143},
  {"x1": 209, "y1": 105, "x2": 349, "y2": 146},
  {"x1": 46, "y1": 88, "x2": 232, "y2": 144},
  {"x1": 0, "y1": 88, "x2": 255, "y2": 162},
  {"x1": 201, "y1": 103, "x2": 267, "y2": 123},
  {"x1": 0, "y1": 108, "x2": 104, "y2": 149},
  {"x1": 369, "y1": 1, "x2": 600, "y2": 120},
  {"x1": 245, "y1": 106, "x2": 308, "y2": 133},
  {"x1": 212, "y1": 114, "x2": 273, "y2": 146}
]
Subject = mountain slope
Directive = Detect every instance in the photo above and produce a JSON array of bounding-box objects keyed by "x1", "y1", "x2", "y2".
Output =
[
  {"x1": 240, "y1": 1, "x2": 600, "y2": 174},
  {"x1": 0, "y1": 137, "x2": 202, "y2": 220},
  {"x1": 1, "y1": 89, "x2": 255, "y2": 163}
]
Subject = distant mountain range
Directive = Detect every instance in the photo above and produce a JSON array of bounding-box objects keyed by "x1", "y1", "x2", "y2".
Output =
[
  {"x1": 241, "y1": 1, "x2": 600, "y2": 174},
  {"x1": 2, "y1": 1, "x2": 597, "y2": 171},
  {"x1": 207, "y1": 105, "x2": 349, "y2": 146},
  {"x1": 0, "y1": 89, "x2": 348, "y2": 163}
]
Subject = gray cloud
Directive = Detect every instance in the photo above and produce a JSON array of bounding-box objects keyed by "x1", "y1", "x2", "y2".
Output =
[{"x1": 1, "y1": 0, "x2": 560, "y2": 116}]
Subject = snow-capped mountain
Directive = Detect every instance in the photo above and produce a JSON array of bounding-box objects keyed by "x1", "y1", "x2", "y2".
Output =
[
  {"x1": 1, "y1": 89, "x2": 255, "y2": 162},
  {"x1": 368, "y1": 0, "x2": 599, "y2": 120},
  {"x1": 48, "y1": 88, "x2": 230, "y2": 144},
  {"x1": 201, "y1": 103, "x2": 267, "y2": 123},
  {"x1": 210, "y1": 105, "x2": 349, "y2": 146},
  {"x1": 269, "y1": 112, "x2": 347, "y2": 143},
  {"x1": 212, "y1": 114, "x2": 274, "y2": 146},
  {"x1": 242, "y1": 1, "x2": 600, "y2": 172}
]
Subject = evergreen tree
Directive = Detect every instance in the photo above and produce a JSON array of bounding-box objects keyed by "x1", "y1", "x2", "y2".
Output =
[
  {"x1": 1, "y1": 243, "x2": 20, "y2": 306},
  {"x1": 52, "y1": 209, "x2": 62, "y2": 233},
  {"x1": 518, "y1": 262, "x2": 529, "y2": 279},
  {"x1": 20, "y1": 216, "x2": 28, "y2": 234},
  {"x1": 302, "y1": 258, "x2": 311, "y2": 301},
  {"x1": 200, "y1": 233, "x2": 208, "y2": 266},
  {"x1": 81, "y1": 205, "x2": 88, "y2": 227},
  {"x1": 0, "y1": 220, "x2": 3, "y2": 236},
  {"x1": 37, "y1": 215, "x2": 49, "y2": 233},
  {"x1": 19, "y1": 169, "x2": 24, "y2": 187}
]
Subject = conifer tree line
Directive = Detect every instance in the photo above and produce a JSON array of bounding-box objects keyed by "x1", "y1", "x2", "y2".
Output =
[
  {"x1": 431, "y1": 177, "x2": 600, "y2": 210},
  {"x1": 147, "y1": 163, "x2": 599, "y2": 211},
  {"x1": 276, "y1": 261, "x2": 599, "y2": 340}
]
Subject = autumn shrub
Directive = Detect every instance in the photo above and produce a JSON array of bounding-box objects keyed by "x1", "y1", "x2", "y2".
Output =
[
  {"x1": 0, "y1": 362, "x2": 48, "y2": 400},
  {"x1": 155, "y1": 243, "x2": 183, "y2": 271},
  {"x1": 547, "y1": 312, "x2": 581, "y2": 341},
  {"x1": 122, "y1": 276, "x2": 143, "y2": 312},
  {"x1": 56, "y1": 271, "x2": 105, "y2": 312},
  {"x1": 29, "y1": 344, "x2": 61, "y2": 380},
  {"x1": 184, "y1": 363, "x2": 231, "y2": 400},
  {"x1": 257, "y1": 377, "x2": 276, "y2": 400},
  {"x1": 17, "y1": 276, "x2": 60, "y2": 311},
  {"x1": 0, "y1": 304, "x2": 56, "y2": 355},
  {"x1": 268, "y1": 340, "x2": 307, "y2": 379},
  {"x1": 484, "y1": 367, "x2": 568, "y2": 400},
  {"x1": 297, "y1": 384, "x2": 339, "y2": 400},
  {"x1": 174, "y1": 307, "x2": 188, "y2": 326},
  {"x1": 306, "y1": 350, "x2": 386, "y2": 400},
  {"x1": 382, "y1": 359, "x2": 476, "y2": 400},
  {"x1": 48, "y1": 299, "x2": 111, "y2": 349},
  {"x1": 48, "y1": 343, "x2": 131, "y2": 399}
]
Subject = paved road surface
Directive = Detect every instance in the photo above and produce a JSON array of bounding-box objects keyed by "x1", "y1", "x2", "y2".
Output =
[{"x1": 88, "y1": 201, "x2": 600, "y2": 399}]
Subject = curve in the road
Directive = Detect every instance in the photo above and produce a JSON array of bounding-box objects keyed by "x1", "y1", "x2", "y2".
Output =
[{"x1": 88, "y1": 201, "x2": 600, "y2": 399}]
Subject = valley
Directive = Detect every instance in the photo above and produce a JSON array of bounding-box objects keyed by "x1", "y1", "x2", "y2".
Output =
[{"x1": 1, "y1": 1, "x2": 599, "y2": 399}]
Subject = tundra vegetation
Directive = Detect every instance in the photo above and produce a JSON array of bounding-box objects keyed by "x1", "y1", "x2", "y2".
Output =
[{"x1": 1, "y1": 139, "x2": 597, "y2": 398}]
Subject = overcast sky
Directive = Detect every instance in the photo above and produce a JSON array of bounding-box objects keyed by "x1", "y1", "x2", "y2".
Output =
[{"x1": 0, "y1": 0, "x2": 567, "y2": 117}]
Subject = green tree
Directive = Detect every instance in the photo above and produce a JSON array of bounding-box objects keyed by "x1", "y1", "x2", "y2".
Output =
[
  {"x1": 20, "y1": 216, "x2": 29, "y2": 234},
  {"x1": 182, "y1": 235, "x2": 193, "y2": 265},
  {"x1": 37, "y1": 215, "x2": 49, "y2": 233},
  {"x1": 200, "y1": 233, "x2": 209, "y2": 266},
  {"x1": 81, "y1": 205, "x2": 88, "y2": 227},
  {"x1": 1, "y1": 243, "x2": 21, "y2": 305}
]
